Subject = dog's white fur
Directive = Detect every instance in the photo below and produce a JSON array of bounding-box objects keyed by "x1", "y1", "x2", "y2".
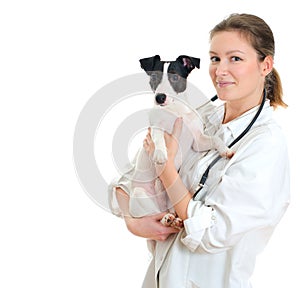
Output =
[{"x1": 128, "y1": 63, "x2": 231, "y2": 222}]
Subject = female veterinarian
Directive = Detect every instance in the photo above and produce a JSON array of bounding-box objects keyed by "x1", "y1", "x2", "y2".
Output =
[{"x1": 110, "y1": 13, "x2": 290, "y2": 287}]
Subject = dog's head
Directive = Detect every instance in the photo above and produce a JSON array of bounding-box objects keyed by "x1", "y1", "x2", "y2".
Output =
[{"x1": 139, "y1": 55, "x2": 200, "y2": 105}]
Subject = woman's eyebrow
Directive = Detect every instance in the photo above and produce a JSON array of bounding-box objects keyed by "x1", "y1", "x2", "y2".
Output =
[{"x1": 209, "y1": 49, "x2": 245, "y2": 55}]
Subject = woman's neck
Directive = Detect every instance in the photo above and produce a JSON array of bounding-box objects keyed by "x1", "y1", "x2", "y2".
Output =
[
  {"x1": 222, "y1": 100, "x2": 261, "y2": 124},
  {"x1": 222, "y1": 105, "x2": 246, "y2": 123}
]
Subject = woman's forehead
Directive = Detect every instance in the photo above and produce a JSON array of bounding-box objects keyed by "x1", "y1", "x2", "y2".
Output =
[{"x1": 209, "y1": 31, "x2": 254, "y2": 54}]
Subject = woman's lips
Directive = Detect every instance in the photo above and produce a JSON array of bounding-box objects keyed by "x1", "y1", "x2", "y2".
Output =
[{"x1": 217, "y1": 81, "x2": 234, "y2": 88}]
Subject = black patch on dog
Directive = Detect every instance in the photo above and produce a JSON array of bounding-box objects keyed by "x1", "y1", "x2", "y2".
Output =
[
  {"x1": 149, "y1": 71, "x2": 163, "y2": 92},
  {"x1": 139, "y1": 55, "x2": 200, "y2": 93}
]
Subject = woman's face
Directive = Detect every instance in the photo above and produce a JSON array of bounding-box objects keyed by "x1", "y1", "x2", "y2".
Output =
[{"x1": 209, "y1": 31, "x2": 270, "y2": 107}]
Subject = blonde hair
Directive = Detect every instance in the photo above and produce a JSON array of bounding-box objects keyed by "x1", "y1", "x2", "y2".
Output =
[{"x1": 210, "y1": 13, "x2": 287, "y2": 109}]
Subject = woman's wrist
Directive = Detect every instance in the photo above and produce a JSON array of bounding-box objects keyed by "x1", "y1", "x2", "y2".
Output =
[
  {"x1": 157, "y1": 159, "x2": 191, "y2": 220},
  {"x1": 158, "y1": 159, "x2": 177, "y2": 184}
]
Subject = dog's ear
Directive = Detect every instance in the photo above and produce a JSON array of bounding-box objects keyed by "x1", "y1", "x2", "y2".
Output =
[
  {"x1": 139, "y1": 55, "x2": 161, "y2": 73},
  {"x1": 177, "y1": 55, "x2": 200, "y2": 73}
]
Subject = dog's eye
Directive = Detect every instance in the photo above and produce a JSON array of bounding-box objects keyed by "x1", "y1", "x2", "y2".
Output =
[
  {"x1": 169, "y1": 74, "x2": 179, "y2": 82},
  {"x1": 150, "y1": 73, "x2": 158, "y2": 81}
]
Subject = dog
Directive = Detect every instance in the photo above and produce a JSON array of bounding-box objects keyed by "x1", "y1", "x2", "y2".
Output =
[{"x1": 123, "y1": 55, "x2": 232, "y2": 229}]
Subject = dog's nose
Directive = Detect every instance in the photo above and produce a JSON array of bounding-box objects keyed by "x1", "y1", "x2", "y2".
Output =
[{"x1": 155, "y1": 93, "x2": 167, "y2": 105}]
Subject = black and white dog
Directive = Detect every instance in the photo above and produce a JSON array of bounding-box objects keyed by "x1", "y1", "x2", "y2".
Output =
[{"x1": 125, "y1": 55, "x2": 232, "y2": 228}]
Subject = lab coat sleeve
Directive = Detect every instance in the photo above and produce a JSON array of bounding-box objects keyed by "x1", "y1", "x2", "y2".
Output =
[
  {"x1": 181, "y1": 202, "x2": 217, "y2": 252},
  {"x1": 181, "y1": 127, "x2": 290, "y2": 253}
]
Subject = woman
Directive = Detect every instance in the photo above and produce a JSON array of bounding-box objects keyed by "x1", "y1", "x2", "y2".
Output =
[{"x1": 111, "y1": 13, "x2": 290, "y2": 287}]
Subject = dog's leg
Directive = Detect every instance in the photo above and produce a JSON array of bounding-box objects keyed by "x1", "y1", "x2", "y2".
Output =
[
  {"x1": 130, "y1": 186, "x2": 162, "y2": 217},
  {"x1": 210, "y1": 136, "x2": 234, "y2": 158},
  {"x1": 151, "y1": 127, "x2": 168, "y2": 164},
  {"x1": 192, "y1": 133, "x2": 233, "y2": 158},
  {"x1": 192, "y1": 132, "x2": 215, "y2": 151}
]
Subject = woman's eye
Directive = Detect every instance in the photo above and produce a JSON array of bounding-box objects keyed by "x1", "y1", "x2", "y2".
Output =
[
  {"x1": 210, "y1": 56, "x2": 220, "y2": 63},
  {"x1": 231, "y1": 56, "x2": 242, "y2": 62}
]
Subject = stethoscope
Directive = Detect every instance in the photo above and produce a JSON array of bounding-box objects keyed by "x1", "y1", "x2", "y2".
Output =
[{"x1": 193, "y1": 89, "x2": 267, "y2": 200}]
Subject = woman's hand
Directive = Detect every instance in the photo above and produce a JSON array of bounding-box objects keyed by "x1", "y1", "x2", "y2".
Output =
[
  {"x1": 116, "y1": 188, "x2": 179, "y2": 241},
  {"x1": 163, "y1": 117, "x2": 183, "y2": 161},
  {"x1": 124, "y1": 213, "x2": 180, "y2": 241}
]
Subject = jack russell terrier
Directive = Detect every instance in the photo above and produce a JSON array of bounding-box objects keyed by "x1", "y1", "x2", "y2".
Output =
[{"x1": 122, "y1": 55, "x2": 232, "y2": 229}]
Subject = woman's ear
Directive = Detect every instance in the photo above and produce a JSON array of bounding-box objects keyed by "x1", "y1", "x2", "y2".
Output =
[{"x1": 262, "y1": 55, "x2": 274, "y2": 76}]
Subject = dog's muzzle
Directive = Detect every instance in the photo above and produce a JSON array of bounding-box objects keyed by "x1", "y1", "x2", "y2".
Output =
[{"x1": 155, "y1": 93, "x2": 167, "y2": 105}]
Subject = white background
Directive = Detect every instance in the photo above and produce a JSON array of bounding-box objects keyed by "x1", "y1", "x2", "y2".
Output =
[{"x1": 1, "y1": 0, "x2": 299, "y2": 287}]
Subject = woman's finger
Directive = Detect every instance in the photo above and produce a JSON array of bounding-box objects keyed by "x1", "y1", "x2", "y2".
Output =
[
  {"x1": 143, "y1": 127, "x2": 155, "y2": 155},
  {"x1": 172, "y1": 117, "x2": 183, "y2": 139}
]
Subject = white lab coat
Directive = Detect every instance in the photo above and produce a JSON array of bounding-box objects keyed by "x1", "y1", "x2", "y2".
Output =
[{"x1": 109, "y1": 100, "x2": 290, "y2": 288}]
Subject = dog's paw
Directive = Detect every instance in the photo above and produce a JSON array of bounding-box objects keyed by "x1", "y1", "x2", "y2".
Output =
[
  {"x1": 160, "y1": 213, "x2": 176, "y2": 227},
  {"x1": 170, "y1": 217, "x2": 183, "y2": 229},
  {"x1": 160, "y1": 212, "x2": 183, "y2": 230},
  {"x1": 221, "y1": 148, "x2": 234, "y2": 159},
  {"x1": 152, "y1": 148, "x2": 168, "y2": 164}
]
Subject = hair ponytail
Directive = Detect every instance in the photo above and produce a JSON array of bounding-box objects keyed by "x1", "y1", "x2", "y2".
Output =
[{"x1": 266, "y1": 67, "x2": 287, "y2": 109}]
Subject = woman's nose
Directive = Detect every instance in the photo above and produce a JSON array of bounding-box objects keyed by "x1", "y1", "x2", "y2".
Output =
[{"x1": 215, "y1": 61, "x2": 228, "y2": 76}]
